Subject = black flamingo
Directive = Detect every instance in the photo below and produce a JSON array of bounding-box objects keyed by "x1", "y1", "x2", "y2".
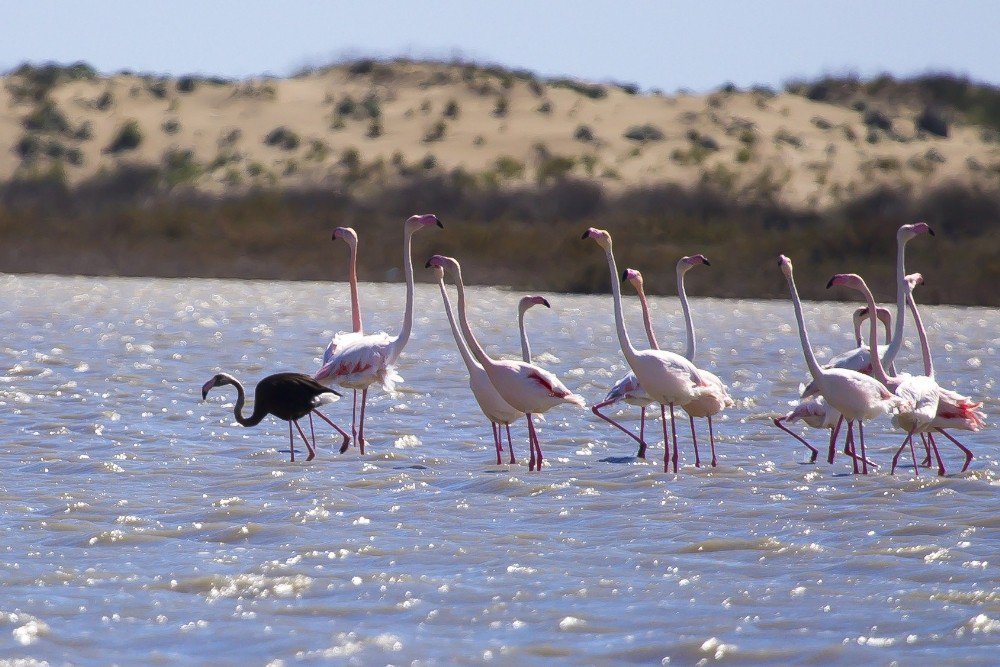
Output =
[{"x1": 201, "y1": 372, "x2": 351, "y2": 461}]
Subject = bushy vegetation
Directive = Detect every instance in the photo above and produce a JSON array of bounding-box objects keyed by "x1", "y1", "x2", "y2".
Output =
[
  {"x1": 105, "y1": 119, "x2": 143, "y2": 153},
  {"x1": 264, "y1": 126, "x2": 300, "y2": 150}
]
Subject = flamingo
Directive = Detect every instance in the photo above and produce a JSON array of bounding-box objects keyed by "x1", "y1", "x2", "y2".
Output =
[
  {"x1": 774, "y1": 306, "x2": 892, "y2": 462},
  {"x1": 584, "y1": 228, "x2": 721, "y2": 473},
  {"x1": 800, "y1": 305, "x2": 896, "y2": 398},
  {"x1": 779, "y1": 255, "x2": 908, "y2": 474},
  {"x1": 900, "y1": 273, "x2": 985, "y2": 472},
  {"x1": 590, "y1": 269, "x2": 657, "y2": 459},
  {"x1": 428, "y1": 254, "x2": 585, "y2": 471},
  {"x1": 673, "y1": 255, "x2": 735, "y2": 467},
  {"x1": 201, "y1": 372, "x2": 342, "y2": 462},
  {"x1": 314, "y1": 214, "x2": 442, "y2": 454},
  {"x1": 828, "y1": 272, "x2": 942, "y2": 475}
]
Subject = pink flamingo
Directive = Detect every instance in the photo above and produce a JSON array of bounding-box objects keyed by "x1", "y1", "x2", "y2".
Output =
[
  {"x1": 800, "y1": 305, "x2": 896, "y2": 398},
  {"x1": 314, "y1": 214, "x2": 442, "y2": 453},
  {"x1": 828, "y1": 272, "x2": 942, "y2": 474},
  {"x1": 774, "y1": 306, "x2": 893, "y2": 462},
  {"x1": 779, "y1": 255, "x2": 908, "y2": 474},
  {"x1": 899, "y1": 273, "x2": 985, "y2": 472},
  {"x1": 590, "y1": 269, "x2": 657, "y2": 459},
  {"x1": 584, "y1": 228, "x2": 721, "y2": 473},
  {"x1": 428, "y1": 255, "x2": 585, "y2": 471}
]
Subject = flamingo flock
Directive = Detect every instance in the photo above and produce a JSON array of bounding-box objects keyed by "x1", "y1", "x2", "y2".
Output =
[{"x1": 202, "y1": 215, "x2": 987, "y2": 475}]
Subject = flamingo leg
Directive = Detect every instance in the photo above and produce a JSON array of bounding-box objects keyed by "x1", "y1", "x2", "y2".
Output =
[
  {"x1": 351, "y1": 390, "x2": 359, "y2": 446},
  {"x1": 592, "y1": 399, "x2": 646, "y2": 457},
  {"x1": 928, "y1": 431, "x2": 948, "y2": 476},
  {"x1": 312, "y1": 409, "x2": 352, "y2": 454},
  {"x1": 293, "y1": 419, "x2": 316, "y2": 461},
  {"x1": 288, "y1": 420, "x2": 295, "y2": 462},
  {"x1": 845, "y1": 421, "x2": 859, "y2": 474},
  {"x1": 308, "y1": 412, "x2": 317, "y2": 453},
  {"x1": 909, "y1": 432, "x2": 920, "y2": 476},
  {"x1": 491, "y1": 422, "x2": 502, "y2": 465},
  {"x1": 689, "y1": 416, "x2": 701, "y2": 468},
  {"x1": 919, "y1": 433, "x2": 932, "y2": 467},
  {"x1": 858, "y1": 421, "x2": 869, "y2": 475},
  {"x1": 827, "y1": 415, "x2": 844, "y2": 464},
  {"x1": 357, "y1": 388, "x2": 368, "y2": 455},
  {"x1": 708, "y1": 415, "x2": 718, "y2": 467},
  {"x1": 525, "y1": 414, "x2": 543, "y2": 471},
  {"x1": 936, "y1": 428, "x2": 973, "y2": 473},
  {"x1": 774, "y1": 417, "x2": 819, "y2": 463},
  {"x1": 660, "y1": 404, "x2": 669, "y2": 473},
  {"x1": 639, "y1": 406, "x2": 647, "y2": 458},
  {"x1": 669, "y1": 403, "x2": 679, "y2": 473},
  {"x1": 891, "y1": 431, "x2": 914, "y2": 475},
  {"x1": 505, "y1": 423, "x2": 516, "y2": 464}
]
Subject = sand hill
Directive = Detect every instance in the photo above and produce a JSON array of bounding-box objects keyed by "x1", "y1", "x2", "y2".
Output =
[{"x1": 4, "y1": 59, "x2": 1000, "y2": 209}]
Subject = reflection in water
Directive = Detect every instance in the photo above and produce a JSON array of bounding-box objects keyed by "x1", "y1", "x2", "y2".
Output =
[{"x1": 0, "y1": 274, "x2": 995, "y2": 663}]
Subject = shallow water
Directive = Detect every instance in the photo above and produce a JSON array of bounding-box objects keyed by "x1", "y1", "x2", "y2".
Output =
[{"x1": 0, "y1": 273, "x2": 996, "y2": 665}]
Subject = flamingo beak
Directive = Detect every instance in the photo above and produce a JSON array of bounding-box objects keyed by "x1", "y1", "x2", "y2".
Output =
[
  {"x1": 541, "y1": 298, "x2": 551, "y2": 308},
  {"x1": 436, "y1": 219, "x2": 444, "y2": 228},
  {"x1": 927, "y1": 226, "x2": 935, "y2": 236},
  {"x1": 425, "y1": 259, "x2": 433, "y2": 268},
  {"x1": 581, "y1": 230, "x2": 590, "y2": 239},
  {"x1": 703, "y1": 259, "x2": 712, "y2": 266},
  {"x1": 621, "y1": 270, "x2": 629, "y2": 281},
  {"x1": 826, "y1": 277, "x2": 836, "y2": 289}
]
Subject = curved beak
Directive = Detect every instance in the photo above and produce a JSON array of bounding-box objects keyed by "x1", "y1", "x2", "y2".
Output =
[
  {"x1": 581, "y1": 231, "x2": 590, "y2": 240},
  {"x1": 703, "y1": 259, "x2": 712, "y2": 267},
  {"x1": 826, "y1": 277, "x2": 836, "y2": 289},
  {"x1": 621, "y1": 270, "x2": 629, "y2": 281},
  {"x1": 424, "y1": 259, "x2": 433, "y2": 268},
  {"x1": 927, "y1": 226, "x2": 935, "y2": 236},
  {"x1": 436, "y1": 218, "x2": 444, "y2": 228},
  {"x1": 541, "y1": 298, "x2": 551, "y2": 308}
]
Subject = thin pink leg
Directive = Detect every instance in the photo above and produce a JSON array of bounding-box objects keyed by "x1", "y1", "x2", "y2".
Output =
[
  {"x1": 351, "y1": 390, "x2": 359, "y2": 446},
  {"x1": 357, "y1": 388, "x2": 368, "y2": 455},
  {"x1": 491, "y1": 422, "x2": 502, "y2": 465},
  {"x1": 891, "y1": 431, "x2": 914, "y2": 475},
  {"x1": 505, "y1": 423, "x2": 516, "y2": 464},
  {"x1": 845, "y1": 421, "x2": 859, "y2": 474},
  {"x1": 660, "y1": 404, "x2": 669, "y2": 473},
  {"x1": 293, "y1": 419, "x2": 316, "y2": 461},
  {"x1": 592, "y1": 399, "x2": 646, "y2": 457},
  {"x1": 639, "y1": 406, "x2": 646, "y2": 457},
  {"x1": 288, "y1": 420, "x2": 295, "y2": 462},
  {"x1": 669, "y1": 403, "x2": 679, "y2": 473},
  {"x1": 909, "y1": 432, "x2": 919, "y2": 476},
  {"x1": 526, "y1": 414, "x2": 544, "y2": 471},
  {"x1": 308, "y1": 413, "x2": 317, "y2": 454},
  {"x1": 312, "y1": 409, "x2": 352, "y2": 453},
  {"x1": 773, "y1": 417, "x2": 819, "y2": 463},
  {"x1": 708, "y1": 415, "x2": 718, "y2": 467},
  {"x1": 828, "y1": 415, "x2": 844, "y2": 464},
  {"x1": 689, "y1": 416, "x2": 701, "y2": 468},
  {"x1": 928, "y1": 431, "x2": 947, "y2": 476},
  {"x1": 936, "y1": 428, "x2": 973, "y2": 473},
  {"x1": 525, "y1": 414, "x2": 536, "y2": 471},
  {"x1": 919, "y1": 433, "x2": 932, "y2": 467},
  {"x1": 858, "y1": 421, "x2": 869, "y2": 475}
]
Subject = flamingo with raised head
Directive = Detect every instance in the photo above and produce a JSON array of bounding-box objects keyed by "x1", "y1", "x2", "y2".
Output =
[
  {"x1": 314, "y1": 214, "x2": 442, "y2": 454},
  {"x1": 590, "y1": 269, "x2": 656, "y2": 459},
  {"x1": 828, "y1": 272, "x2": 941, "y2": 475},
  {"x1": 428, "y1": 255, "x2": 585, "y2": 471},
  {"x1": 774, "y1": 306, "x2": 892, "y2": 462},
  {"x1": 584, "y1": 228, "x2": 721, "y2": 473},
  {"x1": 800, "y1": 305, "x2": 897, "y2": 399},
  {"x1": 779, "y1": 255, "x2": 908, "y2": 474},
  {"x1": 201, "y1": 372, "x2": 343, "y2": 462}
]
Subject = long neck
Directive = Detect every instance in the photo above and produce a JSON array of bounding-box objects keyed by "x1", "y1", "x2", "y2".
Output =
[
  {"x1": 676, "y1": 268, "x2": 694, "y2": 360},
  {"x1": 853, "y1": 317, "x2": 863, "y2": 347},
  {"x1": 231, "y1": 380, "x2": 265, "y2": 427},
  {"x1": 603, "y1": 244, "x2": 639, "y2": 365},
  {"x1": 389, "y1": 227, "x2": 417, "y2": 358},
  {"x1": 882, "y1": 236, "x2": 909, "y2": 366},
  {"x1": 348, "y1": 240, "x2": 362, "y2": 333},
  {"x1": 438, "y1": 278, "x2": 481, "y2": 373},
  {"x1": 636, "y1": 285, "x2": 660, "y2": 351},
  {"x1": 857, "y1": 282, "x2": 894, "y2": 386},
  {"x1": 881, "y1": 314, "x2": 892, "y2": 346},
  {"x1": 518, "y1": 308, "x2": 532, "y2": 363},
  {"x1": 452, "y1": 266, "x2": 498, "y2": 371},
  {"x1": 786, "y1": 272, "x2": 824, "y2": 382},
  {"x1": 907, "y1": 291, "x2": 934, "y2": 377}
]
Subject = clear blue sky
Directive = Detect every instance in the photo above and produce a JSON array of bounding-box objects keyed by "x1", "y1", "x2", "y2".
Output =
[{"x1": 5, "y1": 1, "x2": 998, "y2": 92}]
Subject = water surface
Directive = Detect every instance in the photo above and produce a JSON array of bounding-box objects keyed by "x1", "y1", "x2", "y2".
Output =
[{"x1": 0, "y1": 274, "x2": 996, "y2": 664}]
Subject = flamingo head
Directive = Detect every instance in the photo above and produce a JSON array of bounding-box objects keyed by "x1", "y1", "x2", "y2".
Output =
[
  {"x1": 826, "y1": 273, "x2": 866, "y2": 292},
  {"x1": 778, "y1": 254, "x2": 793, "y2": 278},
  {"x1": 581, "y1": 227, "x2": 611, "y2": 247},
  {"x1": 856, "y1": 306, "x2": 893, "y2": 331},
  {"x1": 678, "y1": 254, "x2": 710, "y2": 273},
  {"x1": 425, "y1": 254, "x2": 460, "y2": 276},
  {"x1": 427, "y1": 264, "x2": 444, "y2": 281},
  {"x1": 331, "y1": 227, "x2": 358, "y2": 245},
  {"x1": 406, "y1": 213, "x2": 444, "y2": 231},
  {"x1": 519, "y1": 295, "x2": 551, "y2": 313},
  {"x1": 905, "y1": 272, "x2": 924, "y2": 290},
  {"x1": 898, "y1": 221, "x2": 934, "y2": 241},
  {"x1": 201, "y1": 372, "x2": 236, "y2": 400},
  {"x1": 622, "y1": 268, "x2": 644, "y2": 291}
]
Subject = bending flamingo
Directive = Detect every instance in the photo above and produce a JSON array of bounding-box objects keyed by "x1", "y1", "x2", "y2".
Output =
[
  {"x1": 201, "y1": 372, "x2": 343, "y2": 462},
  {"x1": 590, "y1": 269, "x2": 657, "y2": 459},
  {"x1": 429, "y1": 255, "x2": 585, "y2": 471},
  {"x1": 584, "y1": 228, "x2": 720, "y2": 473},
  {"x1": 828, "y1": 272, "x2": 941, "y2": 475},
  {"x1": 774, "y1": 307, "x2": 892, "y2": 462},
  {"x1": 314, "y1": 214, "x2": 442, "y2": 454},
  {"x1": 779, "y1": 255, "x2": 908, "y2": 474}
]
